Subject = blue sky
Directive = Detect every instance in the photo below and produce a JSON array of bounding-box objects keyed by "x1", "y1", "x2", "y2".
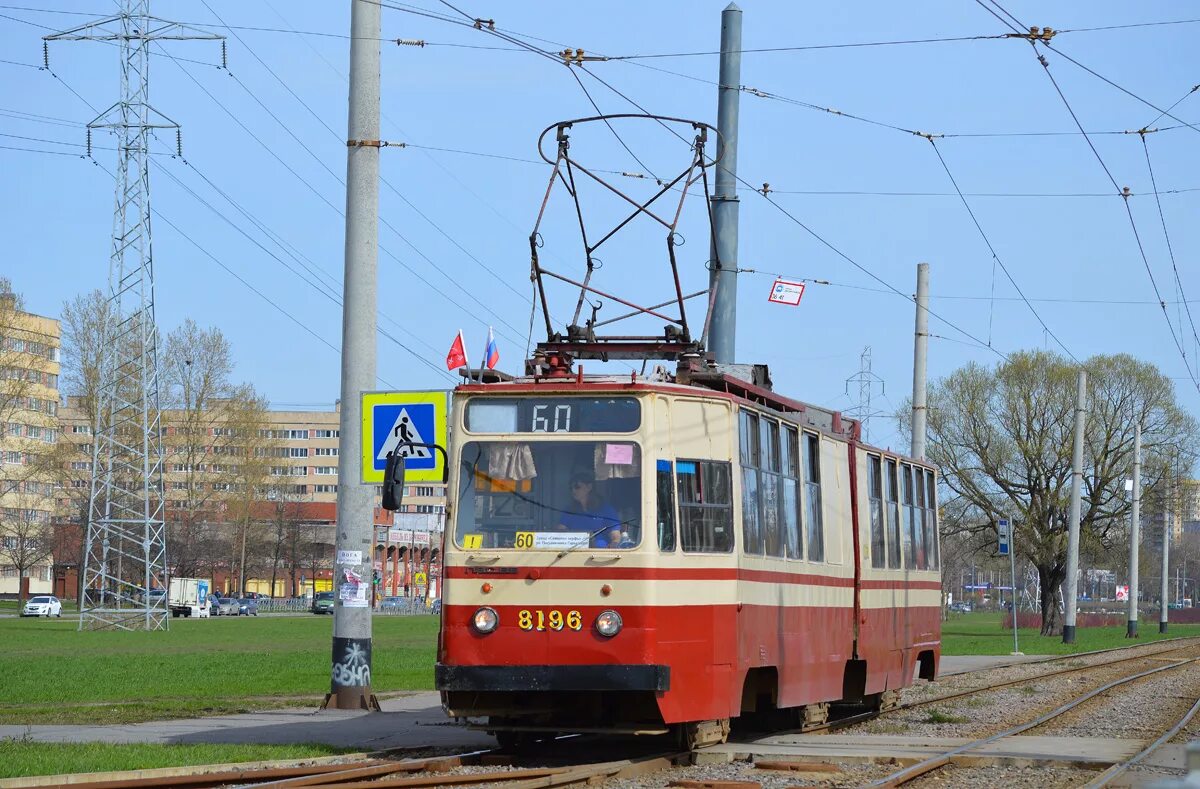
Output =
[{"x1": 2, "y1": 1, "x2": 1198, "y2": 454}]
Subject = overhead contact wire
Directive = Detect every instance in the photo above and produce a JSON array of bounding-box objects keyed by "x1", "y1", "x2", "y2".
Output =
[{"x1": 927, "y1": 138, "x2": 1075, "y2": 360}]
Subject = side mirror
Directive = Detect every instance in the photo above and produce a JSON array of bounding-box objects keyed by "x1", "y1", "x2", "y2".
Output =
[{"x1": 381, "y1": 450, "x2": 406, "y2": 511}]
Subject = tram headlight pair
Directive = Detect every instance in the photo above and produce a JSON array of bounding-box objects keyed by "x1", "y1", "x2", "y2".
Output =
[
  {"x1": 471, "y1": 606, "x2": 621, "y2": 637},
  {"x1": 594, "y1": 609, "x2": 622, "y2": 637},
  {"x1": 472, "y1": 606, "x2": 498, "y2": 633}
]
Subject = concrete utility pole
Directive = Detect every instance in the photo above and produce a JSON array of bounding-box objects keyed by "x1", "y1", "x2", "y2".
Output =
[
  {"x1": 1127, "y1": 424, "x2": 1141, "y2": 638},
  {"x1": 327, "y1": 0, "x2": 381, "y2": 711},
  {"x1": 708, "y1": 3, "x2": 742, "y2": 364},
  {"x1": 911, "y1": 263, "x2": 930, "y2": 459},
  {"x1": 1063, "y1": 370, "x2": 1087, "y2": 644},
  {"x1": 1162, "y1": 471, "x2": 1172, "y2": 634}
]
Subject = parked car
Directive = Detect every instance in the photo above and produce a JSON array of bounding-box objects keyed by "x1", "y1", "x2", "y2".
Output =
[
  {"x1": 235, "y1": 598, "x2": 259, "y2": 616},
  {"x1": 311, "y1": 591, "x2": 335, "y2": 614},
  {"x1": 241, "y1": 592, "x2": 268, "y2": 601},
  {"x1": 21, "y1": 595, "x2": 62, "y2": 617},
  {"x1": 380, "y1": 596, "x2": 407, "y2": 612},
  {"x1": 212, "y1": 596, "x2": 239, "y2": 616}
]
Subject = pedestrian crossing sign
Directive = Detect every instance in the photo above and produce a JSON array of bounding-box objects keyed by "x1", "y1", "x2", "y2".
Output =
[{"x1": 361, "y1": 390, "x2": 449, "y2": 483}]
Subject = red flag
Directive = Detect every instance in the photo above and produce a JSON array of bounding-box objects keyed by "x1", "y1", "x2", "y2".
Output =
[{"x1": 445, "y1": 330, "x2": 468, "y2": 371}]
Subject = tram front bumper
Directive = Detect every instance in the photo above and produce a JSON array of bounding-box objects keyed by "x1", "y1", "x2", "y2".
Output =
[{"x1": 435, "y1": 663, "x2": 670, "y2": 692}]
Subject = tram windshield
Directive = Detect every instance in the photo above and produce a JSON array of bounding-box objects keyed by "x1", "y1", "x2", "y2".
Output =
[{"x1": 455, "y1": 441, "x2": 642, "y2": 550}]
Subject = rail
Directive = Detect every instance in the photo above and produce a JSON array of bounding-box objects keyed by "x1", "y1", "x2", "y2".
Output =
[{"x1": 868, "y1": 652, "x2": 1200, "y2": 787}]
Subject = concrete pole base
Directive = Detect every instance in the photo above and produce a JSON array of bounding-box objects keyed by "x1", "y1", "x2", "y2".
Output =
[
  {"x1": 1126, "y1": 621, "x2": 1138, "y2": 638},
  {"x1": 321, "y1": 688, "x2": 381, "y2": 711},
  {"x1": 1062, "y1": 624, "x2": 1076, "y2": 644},
  {"x1": 1160, "y1": 622, "x2": 1168, "y2": 634}
]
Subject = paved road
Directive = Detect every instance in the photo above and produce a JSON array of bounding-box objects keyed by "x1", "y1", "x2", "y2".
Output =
[
  {"x1": 0, "y1": 692, "x2": 493, "y2": 751},
  {"x1": 0, "y1": 656, "x2": 1046, "y2": 750}
]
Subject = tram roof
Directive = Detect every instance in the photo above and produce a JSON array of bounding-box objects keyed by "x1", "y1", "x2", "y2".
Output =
[{"x1": 452, "y1": 364, "x2": 935, "y2": 467}]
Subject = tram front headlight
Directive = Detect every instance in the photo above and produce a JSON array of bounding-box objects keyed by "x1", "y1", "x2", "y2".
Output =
[
  {"x1": 472, "y1": 606, "x2": 499, "y2": 634},
  {"x1": 594, "y1": 609, "x2": 622, "y2": 637}
]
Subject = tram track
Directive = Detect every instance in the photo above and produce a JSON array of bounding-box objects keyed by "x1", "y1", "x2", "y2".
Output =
[
  {"x1": 783, "y1": 635, "x2": 1200, "y2": 738},
  {"x1": 867, "y1": 653, "x2": 1200, "y2": 787},
  {"x1": 0, "y1": 744, "x2": 686, "y2": 789}
]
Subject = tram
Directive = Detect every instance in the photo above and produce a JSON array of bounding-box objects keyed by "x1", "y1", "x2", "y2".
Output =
[{"x1": 386, "y1": 362, "x2": 941, "y2": 747}]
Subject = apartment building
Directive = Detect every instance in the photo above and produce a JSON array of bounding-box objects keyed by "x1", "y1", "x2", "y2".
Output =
[
  {"x1": 57, "y1": 397, "x2": 447, "y2": 597},
  {"x1": 0, "y1": 298, "x2": 60, "y2": 597}
]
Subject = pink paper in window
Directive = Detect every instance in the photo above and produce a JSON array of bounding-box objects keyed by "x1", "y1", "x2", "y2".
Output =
[{"x1": 605, "y1": 443, "x2": 634, "y2": 465}]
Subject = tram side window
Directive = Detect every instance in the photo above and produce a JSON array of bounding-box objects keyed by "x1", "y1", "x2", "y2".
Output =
[
  {"x1": 900, "y1": 463, "x2": 917, "y2": 569},
  {"x1": 739, "y1": 411, "x2": 763, "y2": 555},
  {"x1": 803, "y1": 433, "x2": 824, "y2": 562},
  {"x1": 656, "y1": 459, "x2": 676, "y2": 552},
  {"x1": 924, "y1": 469, "x2": 939, "y2": 569},
  {"x1": 782, "y1": 425, "x2": 802, "y2": 560},
  {"x1": 889, "y1": 458, "x2": 908, "y2": 569},
  {"x1": 867, "y1": 455, "x2": 886, "y2": 569},
  {"x1": 760, "y1": 418, "x2": 783, "y2": 558},
  {"x1": 913, "y1": 464, "x2": 928, "y2": 569},
  {"x1": 897, "y1": 458, "x2": 912, "y2": 568},
  {"x1": 677, "y1": 460, "x2": 734, "y2": 553}
]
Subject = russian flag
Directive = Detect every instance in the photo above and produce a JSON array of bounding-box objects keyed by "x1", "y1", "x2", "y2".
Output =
[{"x1": 484, "y1": 327, "x2": 499, "y2": 370}]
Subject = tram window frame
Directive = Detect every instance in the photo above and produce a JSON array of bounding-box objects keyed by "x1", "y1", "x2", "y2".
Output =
[
  {"x1": 677, "y1": 459, "x2": 735, "y2": 553},
  {"x1": 886, "y1": 458, "x2": 904, "y2": 569},
  {"x1": 781, "y1": 424, "x2": 802, "y2": 560},
  {"x1": 924, "y1": 469, "x2": 940, "y2": 570},
  {"x1": 738, "y1": 410, "x2": 764, "y2": 555},
  {"x1": 802, "y1": 432, "x2": 824, "y2": 562},
  {"x1": 900, "y1": 462, "x2": 916, "y2": 569},
  {"x1": 914, "y1": 464, "x2": 928, "y2": 569},
  {"x1": 656, "y1": 459, "x2": 677, "y2": 552},
  {"x1": 760, "y1": 418, "x2": 784, "y2": 558},
  {"x1": 867, "y1": 455, "x2": 886, "y2": 569}
]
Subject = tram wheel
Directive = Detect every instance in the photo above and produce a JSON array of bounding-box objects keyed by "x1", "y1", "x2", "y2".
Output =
[{"x1": 676, "y1": 718, "x2": 731, "y2": 750}]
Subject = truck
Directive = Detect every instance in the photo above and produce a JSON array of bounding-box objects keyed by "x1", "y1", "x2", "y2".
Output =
[{"x1": 168, "y1": 577, "x2": 211, "y2": 618}]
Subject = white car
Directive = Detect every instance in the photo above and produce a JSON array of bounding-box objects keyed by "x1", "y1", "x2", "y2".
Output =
[{"x1": 21, "y1": 595, "x2": 62, "y2": 618}]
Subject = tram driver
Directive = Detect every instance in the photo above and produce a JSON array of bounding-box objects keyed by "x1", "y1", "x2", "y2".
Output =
[{"x1": 558, "y1": 472, "x2": 624, "y2": 545}]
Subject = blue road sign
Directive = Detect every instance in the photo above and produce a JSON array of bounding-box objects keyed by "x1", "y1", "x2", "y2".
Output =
[
  {"x1": 998, "y1": 517, "x2": 1011, "y2": 556},
  {"x1": 372, "y1": 403, "x2": 436, "y2": 473}
]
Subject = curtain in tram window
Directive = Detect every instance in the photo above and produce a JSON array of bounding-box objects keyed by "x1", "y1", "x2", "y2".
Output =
[{"x1": 486, "y1": 443, "x2": 537, "y2": 480}]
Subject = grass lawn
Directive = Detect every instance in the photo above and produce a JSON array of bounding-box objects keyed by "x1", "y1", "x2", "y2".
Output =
[
  {"x1": 0, "y1": 615, "x2": 437, "y2": 724},
  {"x1": 0, "y1": 739, "x2": 355, "y2": 779},
  {"x1": 941, "y1": 611, "x2": 1200, "y2": 655}
]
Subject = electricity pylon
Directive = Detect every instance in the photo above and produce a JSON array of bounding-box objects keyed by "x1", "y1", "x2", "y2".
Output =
[
  {"x1": 45, "y1": 2, "x2": 222, "y2": 631},
  {"x1": 845, "y1": 346, "x2": 886, "y2": 441}
]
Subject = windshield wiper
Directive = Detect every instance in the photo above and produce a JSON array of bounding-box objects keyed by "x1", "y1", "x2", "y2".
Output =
[{"x1": 555, "y1": 515, "x2": 639, "y2": 560}]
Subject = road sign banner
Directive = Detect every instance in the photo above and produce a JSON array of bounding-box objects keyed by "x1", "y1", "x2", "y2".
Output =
[
  {"x1": 767, "y1": 278, "x2": 806, "y2": 306},
  {"x1": 361, "y1": 390, "x2": 449, "y2": 484}
]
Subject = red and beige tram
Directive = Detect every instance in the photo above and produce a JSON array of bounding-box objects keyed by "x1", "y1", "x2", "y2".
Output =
[{"x1": 429, "y1": 366, "x2": 940, "y2": 746}]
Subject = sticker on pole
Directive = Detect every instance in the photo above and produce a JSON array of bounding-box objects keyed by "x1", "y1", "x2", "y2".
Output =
[
  {"x1": 361, "y1": 390, "x2": 449, "y2": 484},
  {"x1": 767, "y1": 278, "x2": 806, "y2": 306}
]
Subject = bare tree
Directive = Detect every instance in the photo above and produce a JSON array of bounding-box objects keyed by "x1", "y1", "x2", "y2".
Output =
[
  {"x1": 161, "y1": 319, "x2": 238, "y2": 578},
  {"x1": 221, "y1": 386, "x2": 275, "y2": 594},
  {"x1": 265, "y1": 490, "x2": 306, "y2": 598},
  {"x1": 0, "y1": 495, "x2": 56, "y2": 602},
  {"x1": 911, "y1": 351, "x2": 1198, "y2": 635},
  {"x1": 1, "y1": 280, "x2": 63, "y2": 600}
]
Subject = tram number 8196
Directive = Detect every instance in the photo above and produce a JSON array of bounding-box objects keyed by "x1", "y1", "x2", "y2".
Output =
[{"x1": 518, "y1": 609, "x2": 583, "y2": 632}]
